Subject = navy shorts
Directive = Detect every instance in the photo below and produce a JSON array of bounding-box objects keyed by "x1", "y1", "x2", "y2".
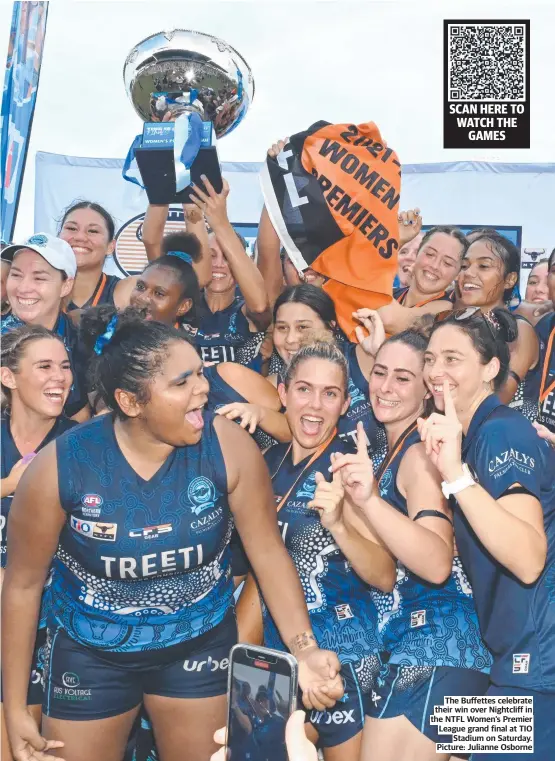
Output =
[
  {"x1": 306, "y1": 661, "x2": 366, "y2": 748},
  {"x1": 1, "y1": 628, "x2": 46, "y2": 706},
  {"x1": 43, "y1": 612, "x2": 237, "y2": 720},
  {"x1": 470, "y1": 684, "x2": 555, "y2": 761},
  {"x1": 364, "y1": 659, "x2": 490, "y2": 743}
]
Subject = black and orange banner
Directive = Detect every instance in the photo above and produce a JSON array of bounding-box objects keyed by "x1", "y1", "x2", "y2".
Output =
[{"x1": 260, "y1": 120, "x2": 401, "y2": 341}]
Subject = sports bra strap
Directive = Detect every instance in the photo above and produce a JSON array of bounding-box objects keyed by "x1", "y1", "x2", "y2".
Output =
[{"x1": 413, "y1": 509, "x2": 453, "y2": 525}]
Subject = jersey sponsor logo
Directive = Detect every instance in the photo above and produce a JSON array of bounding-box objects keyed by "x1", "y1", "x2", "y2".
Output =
[
  {"x1": 379, "y1": 468, "x2": 393, "y2": 497},
  {"x1": 129, "y1": 524, "x2": 173, "y2": 539},
  {"x1": 199, "y1": 345, "x2": 236, "y2": 363},
  {"x1": 512, "y1": 653, "x2": 530, "y2": 674},
  {"x1": 81, "y1": 493, "x2": 103, "y2": 517},
  {"x1": 335, "y1": 603, "x2": 354, "y2": 621},
  {"x1": 70, "y1": 517, "x2": 117, "y2": 541},
  {"x1": 297, "y1": 471, "x2": 317, "y2": 499},
  {"x1": 190, "y1": 506, "x2": 224, "y2": 534},
  {"x1": 347, "y1": 377, "x2": 366, "y2": 406},
  {"x1": 488, "y1": 449, "x2": 535, "y2": 478},
  {"x1": 309, "y1": 709, "x2": 356, "y2": 725},
  {"x1": 277, "y1": 519, "x2": 289, "y2": 541},
  {"x1": 410, "y1": 610, "x2": 426, "y2": 628},
  {"x1": 187, "y1": 476, "x2": 218, "y2": 516},
  {"x1": 101, "y1": 544, "x2": 204, "y2": 578},
  {"x1": 183, "y1": 656, "x2": 229, "y2": 672}
]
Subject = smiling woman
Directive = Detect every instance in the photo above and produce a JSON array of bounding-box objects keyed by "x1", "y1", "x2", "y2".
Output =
[
  {"x1": 2, "y1": 306, "x2": 345, "y2": 761},
  {"x1": 0, "y1": 325, "x2": 77, "y2": 761}
]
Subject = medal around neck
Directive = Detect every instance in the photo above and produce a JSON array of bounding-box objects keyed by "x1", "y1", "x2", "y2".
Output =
[{"x1": 122, "y1": 29, "x2": 255, "y2": 204}]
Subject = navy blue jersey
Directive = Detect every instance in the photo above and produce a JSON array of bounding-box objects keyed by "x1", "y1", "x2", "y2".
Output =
[
  {"x1": 0, "y1": 312, "x2": 88, "y2": 417},
  {"x1": 51, "y1": 412, "x2": 235, "y2": 653},
  {"x1": 370, "y1": 426, "x2": 492, "y2": 673},
  {"x1": 191, "y1": 294, "x2": 264, "y2": 366},
  {"x1": 204, "y1": 365, "x2": 275, "y2": 451},
  {"x1": 520, "y1": 314, "x2": 555, "y2": 431},
  {"x1": 262, "y1": 437, "x2": 381, "y2": 664},
  {"x1": 457, "y1": 395, "x2": 555, "y2": 690},
  {"x1": 268, "y1": 340, "x2": 388, "y2": 469},
  {"x1": 66, "y1": 273, "x2": 121, "y2": 312},
  {"x1": 1, "y1": 415, "x2": 76, "y2": 629},
  {"x1": 339, "y1": 341, "x2": 387, "y2": 470}
]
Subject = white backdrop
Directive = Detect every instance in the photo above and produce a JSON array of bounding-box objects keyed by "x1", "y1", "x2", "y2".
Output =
[{"x1": 34, "y1": 151, "x2": 555, "y2": 284}]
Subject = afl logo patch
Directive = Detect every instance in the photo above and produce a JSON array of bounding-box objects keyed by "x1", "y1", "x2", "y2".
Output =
[{"x1": 82, "y1": 494, "x2": 103, "y2": 508}]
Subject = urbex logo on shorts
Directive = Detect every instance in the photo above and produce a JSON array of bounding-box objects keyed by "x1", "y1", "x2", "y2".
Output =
[
  {"x1": 71, "y1": 516, "x2": 117, "y2": 541},
  {"x1": 310, "y1": 709, "x2": 355, "y2": 725},
  {"x1": 183, "y1": 656, "x2": 229, "y2": 672}
]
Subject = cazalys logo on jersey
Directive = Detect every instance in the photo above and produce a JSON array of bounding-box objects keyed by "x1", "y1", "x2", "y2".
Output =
[{"x1": 186, "y1": 477, "x2": 218, "y2": 516}]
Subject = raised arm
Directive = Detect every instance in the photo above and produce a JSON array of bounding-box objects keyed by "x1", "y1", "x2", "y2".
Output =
[
  {"x1": 142, "y1": 203, "x2": 167, "y2": 262},
  {"x1": 256, "y1": 204, "x2": 284, "y2": 309},
  {"x1": 214, "y1": 415, "x2": 342, "y2": 709},
  {"x1": 190, "y1": 178, "x2": 271, "y2": 331},
  {"x1": 2, "y1": 444, "x2": 66, "y2": 761}
]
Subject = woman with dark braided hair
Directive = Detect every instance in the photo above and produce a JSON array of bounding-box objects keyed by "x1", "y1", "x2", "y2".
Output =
[
  {"x1": 419, "y1": 306, "x2": 555, "y2": 761},
  {"x1": 1, "y1": 325, "x2": 76, "y2": 761},
  {"x1": 2, "y1": 306, "x2": 343, "y2": 761}
]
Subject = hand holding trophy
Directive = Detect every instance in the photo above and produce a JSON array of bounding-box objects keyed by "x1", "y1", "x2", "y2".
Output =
[{"x1": 122, "y1": 29, "x2": 254, "y2": 204}]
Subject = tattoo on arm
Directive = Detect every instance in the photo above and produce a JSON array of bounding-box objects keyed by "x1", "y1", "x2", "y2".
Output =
[{"x1": 288, "y1": 631, "x2": 317, "y2": 655}]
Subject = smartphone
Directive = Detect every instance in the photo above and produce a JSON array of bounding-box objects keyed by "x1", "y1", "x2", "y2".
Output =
[{"x1": 226, "y1": 644, "x2": 298, "y2": 761}]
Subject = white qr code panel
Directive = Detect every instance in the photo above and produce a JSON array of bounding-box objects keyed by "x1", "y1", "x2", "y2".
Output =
[{"x1": 448, "y1": 24, "x2": 526, "y2": 102}]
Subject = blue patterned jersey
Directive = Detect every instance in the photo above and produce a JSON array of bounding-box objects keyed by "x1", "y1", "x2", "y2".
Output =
[
  {"x1": 186, "y1": 293, "x2": 264, "y2": 366},
  {"x1": 1, "y1": 415, "x2": 76, "y2": 628},
  {"x1": 262, "y1": 437, "x2": 381, "y2": 665},
  {"x1": 457, "y1": 395, "x2": 555, "y2": 690},
  {"x1": 0, "y1": 312, "x2": 88, "y2": 417},
  {"x1": 519, "y1": 313, "x2": 555, "y2": 432},
  {"x1": 338, "y1": 341, "x2": 387, "y2": 470},
  {"x1": 51, "y1": 412, "x2": 234, "y2": 652},
  {"x1": 66, "y1": 273, "x2": 121, "y2": 312},
  {"x1": 370, "y1": 426, "x2": 492, "y2": 673}
]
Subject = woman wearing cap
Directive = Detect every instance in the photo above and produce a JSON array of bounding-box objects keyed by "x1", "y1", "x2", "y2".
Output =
[
  {"x1": 58, "y1": 201, "x2": 212, "y2": 312},
  {"x1": 1, "y1": 234, "x2": 89, "y2": 421},
  {"x1": 1, "y1": 324, "x2": 76, "y2": 761}
]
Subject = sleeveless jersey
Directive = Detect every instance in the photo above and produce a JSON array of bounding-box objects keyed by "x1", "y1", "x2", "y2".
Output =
[
  {"x1": 370, "y1": 425, "x2": 492, "y2": 673},
  {"x1": 191, "y1": 293, "x2": 264, "y2": 366},
  {"x1": 204, "y1": 365, "x2": 275, "y2": 451},
  {"x1": 51, "y1": 412, "x2": 234, "y2": 653},
  {"x1": 519, "y1": 313, "x2": 555, "y2": 432},
  {"x1": 508, "y1": 314, "x2": 542, "y2": 421},
  {"x1": 262, "y1": 437, "x2": 381, "y2": 664},
  {"x1": 0, "y1": 312, "x2": 88, "y2": 417},
  {"x1": 66, "y1": 273, "x2": 121, "y2": 312},
  {"x1": 457, "y1": 395, "x2": 555, "y2": 690},
  {"x1": 1, "y1": 415, "x2": 76, "y2": 628},
  {"x1": 393, "y1": 286, "x2": 452, "y2": 307}
]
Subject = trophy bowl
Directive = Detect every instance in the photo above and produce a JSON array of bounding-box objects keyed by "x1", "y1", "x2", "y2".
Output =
[{"x1": 123, "y1": 29, "x2": 255, "y2": 139}]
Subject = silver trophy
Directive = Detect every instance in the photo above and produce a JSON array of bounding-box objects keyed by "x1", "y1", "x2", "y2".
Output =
[{"x1": 122, "y1": 30, "x2": 254, "y2": 202}]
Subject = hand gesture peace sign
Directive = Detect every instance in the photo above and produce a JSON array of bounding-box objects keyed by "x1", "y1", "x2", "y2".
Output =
[
  {"x1": 308, "y1": 454, "x2": 345, "y2": 531},
  {"x1": 417, "y1": 382, "x2": 464, "y2": 482},
  {"x1": 328, "y1": 422, "x2": 375, "y2": 508}
]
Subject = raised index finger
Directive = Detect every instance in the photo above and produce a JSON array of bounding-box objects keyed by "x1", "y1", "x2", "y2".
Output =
[
  {"x1": 356, "y1": 421, "x2": 369, "y2": 457},
  {"x1": 443, "y1": 381, "x2": 458, "y2": 421}
]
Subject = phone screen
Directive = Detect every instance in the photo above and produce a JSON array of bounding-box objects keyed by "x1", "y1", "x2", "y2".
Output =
[{"x1": 227, "y1": 650, "x2": 296, "y2": 761}]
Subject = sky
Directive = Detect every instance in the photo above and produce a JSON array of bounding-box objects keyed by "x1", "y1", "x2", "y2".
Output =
[{"x1": 1, "y1": 0, "x2": 554, "y2": 238}]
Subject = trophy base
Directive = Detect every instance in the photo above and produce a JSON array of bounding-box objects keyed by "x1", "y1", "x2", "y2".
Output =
[{"x1": 135, "y1": 145, "x2": 223, "y2": 205}]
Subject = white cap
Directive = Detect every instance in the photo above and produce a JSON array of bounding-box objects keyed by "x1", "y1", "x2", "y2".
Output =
[{"x1": 1, "y1": 233, "x2": 77, "y2": 279}]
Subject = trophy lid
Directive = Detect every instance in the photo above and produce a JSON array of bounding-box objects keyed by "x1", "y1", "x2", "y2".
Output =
[{"x1": 123, "y1": 29, "x2": 254, "y2": 139}]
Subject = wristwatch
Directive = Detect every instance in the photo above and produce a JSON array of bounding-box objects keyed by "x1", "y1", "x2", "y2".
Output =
[{"x1": 441, "y1": 464, "x2": 476, "y2": 498}]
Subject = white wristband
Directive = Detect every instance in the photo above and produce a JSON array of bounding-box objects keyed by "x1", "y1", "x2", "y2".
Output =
[{"x1": 441, "y1": 464, "x2": 476, "y2": 498}]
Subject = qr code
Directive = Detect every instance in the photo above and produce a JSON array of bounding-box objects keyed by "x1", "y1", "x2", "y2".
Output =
[{"x1": 448, "y1": 24, "x2": 526, "y2": 101}]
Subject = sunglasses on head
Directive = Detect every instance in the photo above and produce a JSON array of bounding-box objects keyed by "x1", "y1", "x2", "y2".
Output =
[{"x1": 434, "y1": 306, "x2": 498, "y2": 343}]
